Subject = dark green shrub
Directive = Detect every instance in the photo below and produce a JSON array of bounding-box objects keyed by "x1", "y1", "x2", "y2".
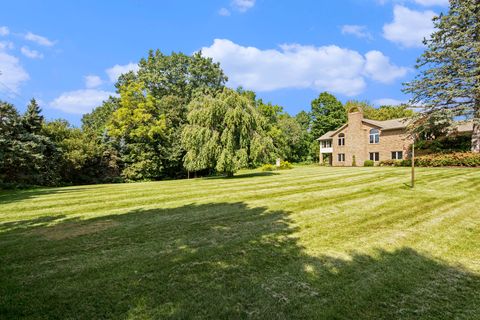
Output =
[{"x1": 364, "y1": 160, "x2": 374, "y2": 167}]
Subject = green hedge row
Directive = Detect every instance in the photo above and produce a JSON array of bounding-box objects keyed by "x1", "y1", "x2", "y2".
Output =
[{"x1": 379, "y1": 152, "x2": 480, "y2": 167}]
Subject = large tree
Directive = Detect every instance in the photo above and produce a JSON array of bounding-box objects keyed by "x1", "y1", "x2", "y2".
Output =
[
  {"x1": 310, "y1": 92, "x2": 346, "y2": 139},
  {"x1": 182, "y1": 89, "x2": 274, "y2": 177},
  {"x1": 403, "y1": 0, "x2": 480, "y2": 152}
]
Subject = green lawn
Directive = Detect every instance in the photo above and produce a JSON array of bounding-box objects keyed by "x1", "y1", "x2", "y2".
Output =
[{"x1": 1, "y1": 166, "x2": 479, "y2": 319}]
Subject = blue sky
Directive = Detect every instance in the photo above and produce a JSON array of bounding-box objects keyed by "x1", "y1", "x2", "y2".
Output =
[{"x1": 0, "y1": 0, "x2": 449, "y2": 126}]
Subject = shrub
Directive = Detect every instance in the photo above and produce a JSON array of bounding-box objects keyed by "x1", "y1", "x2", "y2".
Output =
[
  {"x1": 379, "y1": 152, "x2": 480, "y2": 167},
  {"x1": 364, "y1": 160, "x2": 374, "y2": 167},
  {"x1": 279, "y1": 161, "x2": 293, "y2": 170},
  {"x1": 352, "y1": 155, "x2": 357, "y2": 167},
  {"x1": 260, "y1": 164, "x2": 276, "y2": 171}
]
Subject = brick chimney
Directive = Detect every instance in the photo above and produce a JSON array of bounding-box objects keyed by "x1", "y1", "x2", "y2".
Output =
[{"x1": 347, "y1": 106, "x2": 364, "y2": 126}]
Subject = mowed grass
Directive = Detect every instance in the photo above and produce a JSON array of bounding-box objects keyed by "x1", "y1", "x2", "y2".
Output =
[{"x1": 1, "y1": 166, "x2": 480, "y2": 319}]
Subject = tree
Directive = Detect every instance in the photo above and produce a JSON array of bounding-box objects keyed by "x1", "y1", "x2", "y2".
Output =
[
  {"x1": 403, "y1": 0, "x2": 480, "y2": 152},
  {"x1": 23, "y1": 99, "x2": 44, "y2": 133},
  {"x1": 310, "y1": 92, "x2": 346, "y2": 139},
  {"x1": 344, "y1": 100, "x2": 415, "y2": 121},
  {"x1": 182, "y1": 89, "x2": 274, "y2": 177}
]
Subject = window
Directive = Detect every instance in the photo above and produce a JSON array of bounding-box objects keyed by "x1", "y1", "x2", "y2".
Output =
[
  {"x1": 338, "y1": 133, "x2": 345, "y2": 146},
  {"x1": 321, "y1": 140, "x2": 332, "y2": 148},
  {"x1": 338, "y1": 153, "x2": 345, "y2": 162},
  {"x1": 369, "y1": 152, "x2": 379, "y2": 161},
  {"x1": 392, "y1": 151, "x2": 403, "y2": 160},
  {"x1": 369, "y1": 129, "x2": 379, "y2": 144}
]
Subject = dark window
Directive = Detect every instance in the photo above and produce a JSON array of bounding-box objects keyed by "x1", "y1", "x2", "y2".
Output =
[
  {"x1": 369, "y1": 152, "x2": 379, "y2": 161},
  {"x1": 338, "y1": 153, "x2": 345, "y2": 162},
  {"x1": 369, "y1": 129, "x2": 380, "y2": 144},
  {"x1": 338, "y1": 133, "x2": 345, "y2": 146},
  {"x1": 391, "y1": 151, "x2": 403, "y2": 160}
]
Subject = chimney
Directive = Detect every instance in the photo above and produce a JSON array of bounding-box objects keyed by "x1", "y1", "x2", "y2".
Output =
[{"x1": 347, "y1": 106, "x2": 364, "y2": 125}]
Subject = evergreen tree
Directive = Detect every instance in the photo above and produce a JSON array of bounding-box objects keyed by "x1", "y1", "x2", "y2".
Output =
[
  {"x1": 403, "y1": 0, "x2": 480, "y2": 152},
  {"x1": 22, "y1": 98, "x2": 44, "y2": 133}
]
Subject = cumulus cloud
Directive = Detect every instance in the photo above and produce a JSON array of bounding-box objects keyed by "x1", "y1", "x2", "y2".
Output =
[
  {"x1": 105, "y1": 63, "x2": 139, "y2": 82},
  {"x1": 0, "y1": 26, "x2": 9, "y2": 36},
  {"x1": 0, "y1": 41, "x2": 14, "y2": 50},
  {"x1": 24, "y1": 31, "x2": 56, "y2": 47},
  {"x1": 364, "y1": 51, "x2": 408, "y2": 83},
  {"x1": 200, "y1": 39, "x2": 407, "y2": 96},
  {"x1": 0, "y1": 51, "x2": 30, "y2": 94},
  {"x1": 218, "y1": 7, "x2": 231, "y2": 16},
  {"x1": 20, "y1": 46, "x2": 44, "y2": 59},
  {"x1": 232, "y1": 0, "x2": 255, "y2": 12},
  {"x1": 383, "y1": 5, "x2": 436, "y2": 48},
  {"x1": 84, "y1": 75, "x2": 103, "y2": 88},
  {"x1": 49, "y1": 89, "x2": 114, "y2": 114},
  {"x1": 341, "y1": 25, "x2": 373, "y2": 40}
]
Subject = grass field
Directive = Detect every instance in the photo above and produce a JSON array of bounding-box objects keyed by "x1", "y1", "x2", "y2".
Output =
[{"x1": 1, "y1": 166, "x2": 480, "y2": 319}]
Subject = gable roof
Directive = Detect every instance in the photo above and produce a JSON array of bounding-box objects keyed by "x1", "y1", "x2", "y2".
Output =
[{"x1": 316, "y1": 117, "x2": 410, "y2": 140}]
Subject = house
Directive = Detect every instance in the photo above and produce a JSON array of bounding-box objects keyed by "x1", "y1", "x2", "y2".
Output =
[{"x1": 317, "y1": 107, "x2": 473, "y2": 166}]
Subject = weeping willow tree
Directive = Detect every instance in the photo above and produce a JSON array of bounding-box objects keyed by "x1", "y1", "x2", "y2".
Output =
[
  {"x1": 181, "y1": 88, "x2": 274, "y2": 177},
  {"x1": 404, "y1": 0, "x2": 480, "y2": 152}
]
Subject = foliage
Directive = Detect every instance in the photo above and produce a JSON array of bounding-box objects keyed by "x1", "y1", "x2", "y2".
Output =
[
  {"x1": 345, "y1": 100, "x2": 415, "y2": 121},
  {"x1": 310, "y1": 92, "x2": 346, "y2": 140},
  {"x1": 364, "y1": 160, "x2": 374, "y2": 167},
  {"x1": 260, "y1": 163, "x2": 276, "y2": 171},
  {"x1": 380, "y1": 152, "x2": 480, "y2": 167},
  {"x1": 278, "y1": 160, "x2": 293, "y2": 170},
  {"x1": 403, "y1": 0, "x2": 480, "y2": 152},
  {"x1": 352, "y1": 155, "x2": 357, "y2": 167},
  {"x1": 182, "y1": 89, "x2": 274, "y2": 176}
]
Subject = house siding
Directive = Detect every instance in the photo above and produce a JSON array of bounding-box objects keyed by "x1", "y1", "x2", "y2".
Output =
[{"x1": 329, "y1": 111, "x2": 412, "y2": 166}]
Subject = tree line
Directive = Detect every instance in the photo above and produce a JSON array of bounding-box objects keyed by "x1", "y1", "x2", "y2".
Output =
[{"x1": 0, "y1": 50, "x2": 415, "y2": 187}]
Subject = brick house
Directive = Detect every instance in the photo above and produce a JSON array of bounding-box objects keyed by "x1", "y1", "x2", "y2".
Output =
[{"x1": 318, "y1": 107, "x2": 472, "y2": 166}]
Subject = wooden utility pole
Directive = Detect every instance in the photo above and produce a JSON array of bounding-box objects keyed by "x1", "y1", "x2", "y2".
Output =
[{"x1": 411, "y1": 137, "x2": 415, "y2": 188}]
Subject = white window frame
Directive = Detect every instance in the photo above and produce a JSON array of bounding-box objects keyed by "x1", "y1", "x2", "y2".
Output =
[
  {"x1": 369, "y1": 129, "x2": 380, "y2": 144},
  {"x1": 338, "y1": 153, "x2": 345, "y2": 162},
  {"x1": 369, "y1": 152, "x2": 379, "y2": 161}
]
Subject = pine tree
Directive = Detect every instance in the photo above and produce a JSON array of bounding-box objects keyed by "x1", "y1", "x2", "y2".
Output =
[
  {"x1": 23, "y1": 98, "x2": 44, "y2": 133},
  {"x1": 404, "y1": 0, "x2": 480, "y2": 152}
]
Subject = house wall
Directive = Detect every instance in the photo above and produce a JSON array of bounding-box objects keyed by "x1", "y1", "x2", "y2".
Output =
[{"x1": 331, "y1": 112, "x2": 412, "y2": 166}]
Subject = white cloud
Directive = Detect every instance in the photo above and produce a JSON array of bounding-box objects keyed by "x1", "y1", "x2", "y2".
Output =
[
  {"x1": 341, "y1": 25, "x2": 373, "y2": 40},
  {"x1": 20, "y1": 46, "x2": 43, "y2": 59},
  {"x1": 49, "y1": 89, "x2": 114, "y2": 114},
  {"x1": 24, "y1": 31, "x2": 56, "y2": 47},
  {"x1": 0, "y1": 51, "x2": 30, "y2": 94},
  {"x1": 0, "y1": 41, "x2": 14, "y2": 50},
  {"x1": 373, "y1": 98, "x2": 406, "y2": 106},
  {"x1": 105, "y1": 63, "x2": 139, "y2": 82},
  {"x1": 232, "y1": 0, "x2": 255, "y2": 12},
  {"x1": 218, "y1": 7, "x2": 231, "y2": 16},
  {"x1": 364, "y1": 51, "x2": 408, "y2": 83},
  {"x1": 0, "y1": 26, "x2": 9, "y2": 36},
  {"x1": 201, "y1": 39, "x2": 407, "y2": 96},
  {"x1": 383, "y1": 5, "x2": 436, "y2": 48},
  {"x1": 84, "y1": 75, "x2": 103, "y2": 88}
]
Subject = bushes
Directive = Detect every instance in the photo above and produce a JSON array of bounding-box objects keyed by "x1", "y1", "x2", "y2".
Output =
[
  {"x1": 364, "y1": 160, "x2": 374, "y2": 167},
  {"x1": 379, "y1": 152, "x2": 480, "y2": 167},
  {"x1": 260, "y1": 161, "x2": 293, "y2": 171}
]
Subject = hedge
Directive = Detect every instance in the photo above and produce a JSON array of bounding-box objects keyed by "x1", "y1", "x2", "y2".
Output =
[{"x1": 379, "y1": 152, "x2": 480, "y2": 167}]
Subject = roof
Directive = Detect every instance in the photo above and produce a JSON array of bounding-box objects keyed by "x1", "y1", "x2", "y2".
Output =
[{"x1": 316, "y1": 117, "x2": 411, "y2": 140}]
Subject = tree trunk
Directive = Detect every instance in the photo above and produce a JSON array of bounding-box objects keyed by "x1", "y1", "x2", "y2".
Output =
[{"x1": 472, "y1": 103, "x2": 480, "y2": 153}]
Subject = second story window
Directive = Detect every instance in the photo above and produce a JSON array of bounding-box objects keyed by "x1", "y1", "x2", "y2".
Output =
[
  {"x1": 321, "y1": 140, "x2": 332, "y2": 148},
  {"x1": 369, "y1": 129, "x2": 379, "y2": 144},
  {"x1": 338, "y1": 133, "x2": 345, "y2": 146}
]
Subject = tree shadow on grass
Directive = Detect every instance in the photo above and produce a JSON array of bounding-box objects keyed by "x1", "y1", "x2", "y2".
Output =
[
  {"x1": 204, "y1": 171, "x2": 280, "y2": 180},
  {"x1": 0, "y1": 187, "x2": 96, "y2": 205},
  {"x1": 0, "y1": 202, "x2": 479, "y2": 319}
]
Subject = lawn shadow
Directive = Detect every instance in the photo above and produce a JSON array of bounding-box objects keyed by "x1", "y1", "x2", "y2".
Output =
[
  {"x1": 0, "y1": 187, "x2": 93, "y2": 205},
  {"x1": 205, "y1": 171, "x2": 280, "y2": 180},
  {"x1": 0, "y1": 202, "x2": 479, "y2": 319}
]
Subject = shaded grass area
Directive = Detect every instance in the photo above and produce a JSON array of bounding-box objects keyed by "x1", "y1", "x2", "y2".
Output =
[{"x1": 1, "y1": 166, "x2": 479, "y2": 319}]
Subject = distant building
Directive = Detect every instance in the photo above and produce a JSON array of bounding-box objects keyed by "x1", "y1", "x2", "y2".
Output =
[{"x1": 317, "y1": 107, "x2": 473, "y2": 166}]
